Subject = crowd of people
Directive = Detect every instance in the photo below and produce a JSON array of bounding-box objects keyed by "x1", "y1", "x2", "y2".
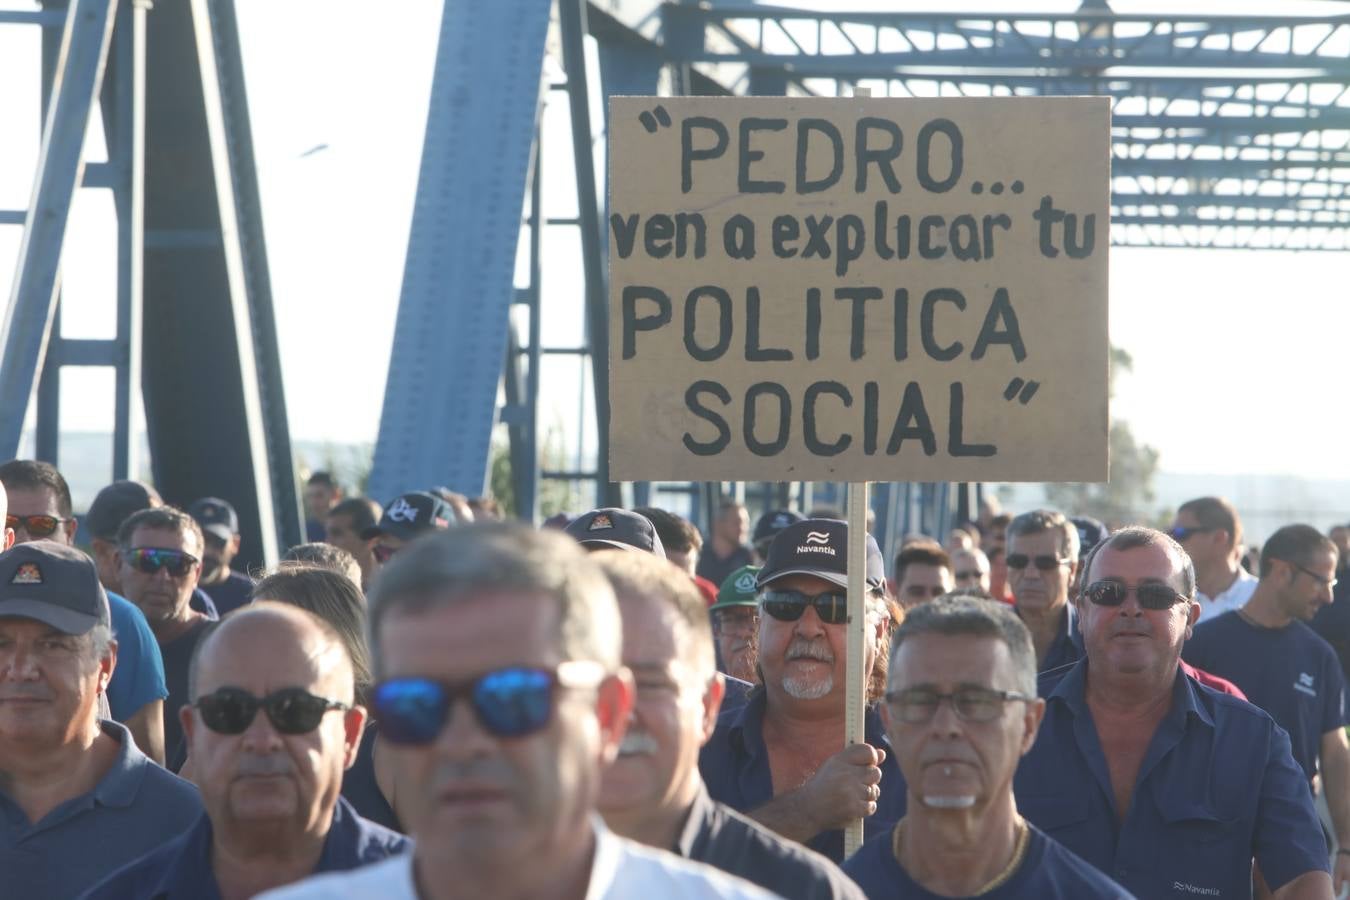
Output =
[{"x1": 0, "y1": 461, "x2": 1346, "y2": 898}]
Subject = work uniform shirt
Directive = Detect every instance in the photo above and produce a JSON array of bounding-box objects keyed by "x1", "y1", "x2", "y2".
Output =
[
  {"x1": 677, "y1": 783, "x2": 863, "y2": 900},
  {"x1": 80, "y1": 795, "x2": 408, "y2": 899},
  {"x1": 160, "y1": 616, "x2": 212, "y2": 772},
  {"x1": 257, "y1": 816, "x2": 782, "y2": 900},
  {"x1": 198, "y1": 569, "x2": 254, "y2": 617},
  {"x1": 106, "y1": 590, "x2": 168, "y2": 722},
  {"x1": 1018, "y1": 601, "x2": 1082, "y2": 673},
  {"x1": 1015, "y1": 659, "x2": 1328, "y2": 900},
  {"x1": 699, "y1": 687, "x2": 907, "y2": 864},
  {"x1": 1184, "y1": 612, "x2": 1348, "y2": 783},
  {"x1": 0, "y1": 720, "x2": 202, "y2": 899},
  {"x1": 843, "y1": 820, "x2": 1135, "y2": 899}
]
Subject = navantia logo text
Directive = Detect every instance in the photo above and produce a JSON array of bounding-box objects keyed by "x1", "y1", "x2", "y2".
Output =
[{"x1": 804, "y1": 532, "x2": 831, "y2": 545}]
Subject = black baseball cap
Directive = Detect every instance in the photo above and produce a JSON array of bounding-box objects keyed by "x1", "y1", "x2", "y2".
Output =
[
  {"x1": 86, "y1": 480, "x2": 161, "y2": 541},
  {"x1": 189, "y1": 497, "x2": 239, "y2": 542},
  {"x1": 0, "y1": 541, "x2": 110, "y2": 635},
  {"x1": 757, "y1": 518, "x2": 885, "y2": 591},
  {"x1": 362, "y1": 492, "x2": 454, "y2": 541},
  {"x1": 564, "y1": 508, "x2": 666, "y2": 558},
  {"x1": 1071, "y1": 516, "x2": 1108, "y2": 561},
  {"x1": 753, "y1": 509, "x2": 805, "y2": 550}
]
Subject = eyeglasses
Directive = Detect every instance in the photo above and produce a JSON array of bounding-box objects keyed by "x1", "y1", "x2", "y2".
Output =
[
  {"x1": 1288, "y1": 563, "x2": 1338, "y2": 590},
  {"x1": 372, "y1": 544, "x2": 399, "y2": 564},
  {"x1": 5, "y1": 514, "x2": 69, "y2": 538},
  {"x1": 126, "y1": 547, "x2": 198, "y2": 577},
  {"x1": 1005, "y1": 554, "x2": 1072, "y2": 571},
  {"x1": 194, "y1": 687, "x2": 350, "y2": 735},
  {"x1": 1082, "y1": 580, "x2": 1188, "y2": 611},
  {"x1": 886, "y1": 687, "x2": 1031, "y2": 724},
  {"x1": 372, "y1": 661, "x2": 606, "y2": 745},
  {"x1": 761, "y1": 589, "x2": 849, "y2": 625},
  {"x1": 1167, "y1": 526, "x2": 1215, "y2": 542}
]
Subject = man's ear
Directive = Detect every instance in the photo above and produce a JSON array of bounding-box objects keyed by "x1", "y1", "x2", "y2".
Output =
[
  {"x1": 1020, "y1": 698, "x2": 1047, "y2": 755},
  {"x1": 229, "y1": 534, "x2": 242, "y2": 555},
  {"x1": 699, "y1": 673, "x2": 726, "y2": 745},
  {"x1": 341, "y1": 706, "x2": 369, "y2": 770},
  {"x1": 595, "y1": 669, "x2": 636, "y2": 765}
]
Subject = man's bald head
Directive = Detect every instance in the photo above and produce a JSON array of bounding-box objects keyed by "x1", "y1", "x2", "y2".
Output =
[{"x1": 188, "y1": 602, "x2": 355, "y2": 705}]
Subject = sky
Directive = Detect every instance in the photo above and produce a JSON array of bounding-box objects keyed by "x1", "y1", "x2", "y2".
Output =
[{"x1": 0, "y1": 0, "x2": 1347, "y2": 487}]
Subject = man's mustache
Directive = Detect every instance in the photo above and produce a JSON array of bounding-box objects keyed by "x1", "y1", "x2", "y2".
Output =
[{"x1": 786, "y1": 638, "x2": 834, "y2": 663}]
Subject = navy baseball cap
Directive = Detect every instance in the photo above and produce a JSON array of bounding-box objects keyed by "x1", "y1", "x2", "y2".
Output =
[
  {"x1": 1071, "y1": 516, "x2": 1108, "y2": 560},
  {"x1": 86, "y1": 480, "x2": 161, "y2": 541},
  {"x1": 565, "y1": 508, "x2": 666, "y2": 558},
  {"x1": 362, "y1": 492, "x2": 455, "y2": 541},
  {"x1": 753, "y1": 509, "x2": 805, "y2": 550},
  {"x1": 189, "y1": 497, "x2": 239, "y2": 542},
  {"x1": 757, "y1": 518, "x2": 885, "y2": 591},
  {"x1": 0, "y1": 541, "x2": 110, "y2": 635}
]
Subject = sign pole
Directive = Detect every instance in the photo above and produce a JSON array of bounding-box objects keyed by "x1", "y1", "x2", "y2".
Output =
[{"x1": 844, "y1": 479, "x2": 869, "y2": 858}]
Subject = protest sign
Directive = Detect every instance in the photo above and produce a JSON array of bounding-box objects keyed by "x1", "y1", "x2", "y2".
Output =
[{"x1": 608, "y1": 96, "x2": 1110, "y2": 483}]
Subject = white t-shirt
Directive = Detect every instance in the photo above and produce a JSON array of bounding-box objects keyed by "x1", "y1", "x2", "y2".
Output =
[
  {"x1": 258, "y1": 817, "x2": 781, "y2": 900},
  {"x1": 1195, "y1": 566, "x2": 1258, "y2": 623}
]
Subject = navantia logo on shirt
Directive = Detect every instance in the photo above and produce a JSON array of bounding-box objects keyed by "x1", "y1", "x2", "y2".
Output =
[
  {"x1": 797, "y1": 531, "x2": 837, "y2": 556},
  {"x1": 1172, "y1": 882, "x2": 1220, "y2": 897},
  {"x1": 1294, "y1": 672, "x2": 1317, "y2": 697},
  {"x1": 386, "y1": 498, "x2": 420, "y2": 523}
]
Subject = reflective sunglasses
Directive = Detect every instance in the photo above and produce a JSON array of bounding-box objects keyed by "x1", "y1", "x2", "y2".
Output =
[
  {"x1": 5, "y1": 514, "x2": 69, "y2": 538},
  {"x1": 372, "y1": 544, "x2": 399, "y2": 564},
  {"x1": 1005, "y1": 553, "x2": 1072, "y2": 571},
  {"x1": 194, "y1": 687, "x2": 350, "y2": 735},
  {"x1": 886, "y1": 687, "x2": 1031, "y2": 724},
  {"x1": 1167, "y1": 526, "x2": 1214, "y2": 542},
  {"x1": 126, "y1": 547, "x2": 198, "y2": 577},
  {"x1": 760, "y1": 588, "x2": 849, "y2": 625},
  {"x1": 372, "y1": 661, "x2": 606, "y2": 745},
  {"x1": 1082, "y1": 580, "x2": 1188, "y2": 610}
]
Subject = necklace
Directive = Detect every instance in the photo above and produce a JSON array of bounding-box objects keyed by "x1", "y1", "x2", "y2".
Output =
[{"x1": 891, "y1": 815, "x2": 1031, "y2": 896}]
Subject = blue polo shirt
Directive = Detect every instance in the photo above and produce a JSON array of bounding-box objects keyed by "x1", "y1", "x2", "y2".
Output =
[
  {"x1": 1184, "y1": 612, "x2": 1348, "y2": 784},
  {"x1": 1017, "y1": 601, "x2": 1082, "y2": 673},
  {"x1": 843, "y1": 820, "x2": 1135, "y2": 898},
  {"x1": 0, "y1": 720, "x2": 202, "y2": 899},
  {"x1": 699, "y1": 687, "x2": 907, "y2": 863},
  {"x1": 81, "y1": 795, "x2": 408, "y2": 899},
  {"x1": 1015, "y1": 659, "x2": 1328, "y2": 899},
  {"x1": 106, "y1": 590, "x2": 168, "y2": 721}
]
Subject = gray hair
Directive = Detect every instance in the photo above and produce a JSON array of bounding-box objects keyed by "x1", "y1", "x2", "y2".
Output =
[
  {"x1": 367, "y1": 523, "x2": 621, "y2": 675},
  {"x1": 888, "y1": 595, "x2": 1037, "y2": 697},
  {"x1": 1079, "y1": 525, "x2": 1196, "y2": 601},
  {"x1": 1006, "y1": 509, "x2": 1079, "y2": 563},
  {"x1": 595, "y1": 551, "x2": 715, "y2": 677},
  {"x1": 86, "y1": 623, "x2": 115, "y2": 667}
]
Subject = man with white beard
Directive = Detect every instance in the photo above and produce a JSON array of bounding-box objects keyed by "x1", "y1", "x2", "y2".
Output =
[
  {"x1": 596, "y1": 552, "x2": 863, "y2": 899},
  {"x1": 698, "y1": 519, "x2": 907, "y2": 864}
]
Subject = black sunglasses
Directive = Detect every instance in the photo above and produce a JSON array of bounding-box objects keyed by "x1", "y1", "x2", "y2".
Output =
[
  {"x1": 1167, "y1": 526, "x2": 1215, "y2": 542},
  {"x1": 1005, "y1": 553, "x2": 1072, "y2": 571},
  {"x1": 372, "y1": 661, "x2": 606, "y2": 745},
  {"x1": 194, "y1": 687, "x2": 350, "y2": 735},
  {"x1": 1082, "y1": 580, "x2": 1188, "y2": 611},
  {"x1": 5, "y1": 514, "x2": 70, "y2": 538},
  {"x1": 126, "y1": 547, "x2": 199, "y2": 577},
  {"x1": 760, "y1": 588, "x2": 850, "y2": 625}
]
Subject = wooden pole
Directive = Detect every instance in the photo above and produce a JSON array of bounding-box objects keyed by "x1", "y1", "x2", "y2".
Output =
[{"x1": 844, "y1": 480, "x2": 869, "y2": 857}]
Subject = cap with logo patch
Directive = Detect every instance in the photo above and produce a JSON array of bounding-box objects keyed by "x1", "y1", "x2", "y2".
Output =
[
  {"x1": 752, "y1": 509, "x2": 805, "y2": 552},
  {"x1": 756, "y1": 518, "x2": 885, "y2": 591},
  {"x1": 711, "y1": 565, "x2": 761, "y2": 611},
  {"x1": 0, "y1": 541, "x2": 110, "y2": 634},
  {"x1": 188, "y1": 497, "x2": 239, "y2": 542},
  {"x1": 362, "y1": 491, "x2": 454, "y2": 541},
  {"x1": 564, "y1": 508, "x2": 666, "y2": 558}
]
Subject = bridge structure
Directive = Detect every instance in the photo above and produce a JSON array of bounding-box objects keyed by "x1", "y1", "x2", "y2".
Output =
[{"x1": 2, "y1": 0, "x2": 1346, "y2": 561}]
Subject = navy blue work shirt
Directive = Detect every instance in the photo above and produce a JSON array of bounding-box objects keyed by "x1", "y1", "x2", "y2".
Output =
[
  {"x1": 1015, "y1": 659, "x2": 1329, "y2": 899},
  {"x1": 699, "y1": 686, "x2": 907, "y2": 864},
  {"x1": 1184, "y1": 612, "x2": 1348, "y2": 784},
  {"x1": 340, "y1": 723, "x2": 400, "y2": 831},
  {"x1": 1017, "y1": 601, "x2": 1083, "y2": 673},
  {"x1": 678, "y1": 783, "x2": 864, "y2": 900},
  {"x1": 80, "y1": 795, "x2": 409, "y2": 899},
  {"x1": 843, "y1": 820, "x2": 1135, "y2": 899},
  {"x1": 0, "y1": 720, "x2": 202, "y2": 899},
  {"x1": 106, "y1": 590, "x2": 168, "y2": 721}
]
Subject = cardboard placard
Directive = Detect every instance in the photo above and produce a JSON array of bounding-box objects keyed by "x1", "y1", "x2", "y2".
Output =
[{"x1": 607, "y1": 96, "x2": 1110, "y2": 483}]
